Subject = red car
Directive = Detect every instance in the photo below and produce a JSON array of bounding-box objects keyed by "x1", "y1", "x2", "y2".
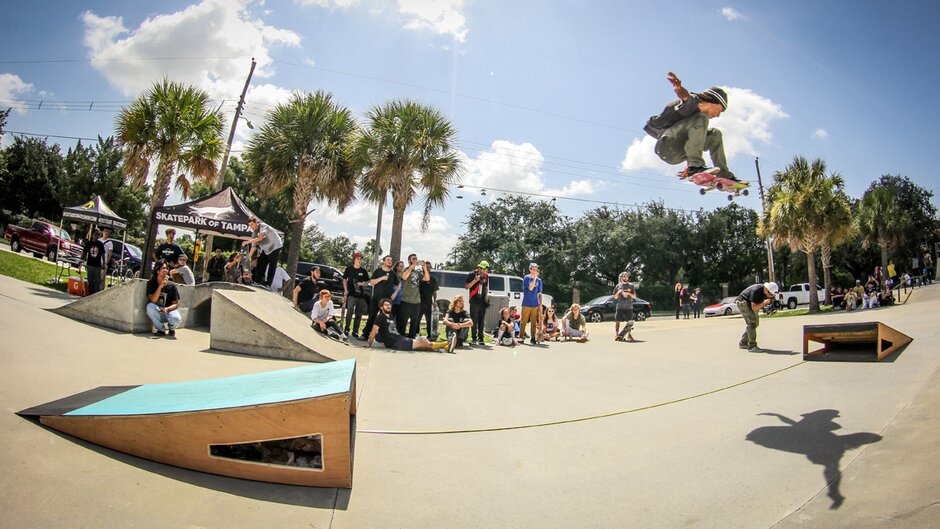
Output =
[{"x1": 5, "y1": 220, "x2": 83, "y2": 262}]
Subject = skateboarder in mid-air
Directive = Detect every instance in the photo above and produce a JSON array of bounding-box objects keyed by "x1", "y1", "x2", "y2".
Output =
[{"x1": 645, "y1": 72, "x2": 739, "y2": 182}]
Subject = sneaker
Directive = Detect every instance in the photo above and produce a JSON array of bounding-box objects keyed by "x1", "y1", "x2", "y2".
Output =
[
  {"x1": 529, "y1": 337, "x2": 537, "y2": 345},
  {"x1": 748, "y1": 345, "x2": 761, "y2": 352},
  {"x1": 447, "y1": 334, "x2": 458, "y2": 354},
  {"x1": 342, "y1": 336, "x2": 350, "y2": 346},
  {"x1": 688, "y1": 166, "x2": 720, "y2": 177},
  {"x1": 153, "y1": 330, "x2": 166, "y2": 337},
  {"x1": 168, "y1": 329, "x2": 176, "y2": 337},
  {"x1": 739, "y1": 343, "x2": 750, "y2": 349},
  {"x1": 614, "y1": 336, "x2": 623, "y2": 342}
]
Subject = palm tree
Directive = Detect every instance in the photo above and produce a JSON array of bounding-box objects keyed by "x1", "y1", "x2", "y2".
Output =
[
  {"x1": 244, "y1": 91, "x2": 360, "y2": 289},
  {"x1": 116, "y1": 80, "x2": 224, "y2": 278},
  {"x1": 355, "y1": 100, "x2": 462, "y2": 263},
  {"x1": 856, "y1": 186, "x2": 912, "y2": 285},
  {"x1": 817, "y1": 176, "x2": 853, "y2": 304},
  {"x1": 759, "y1": 156, "x2": 839, "y2": 313}
]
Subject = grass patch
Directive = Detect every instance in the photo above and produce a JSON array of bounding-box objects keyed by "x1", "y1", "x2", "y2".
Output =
[
  {"x1": 0, "y1": 250, "x2": 75, "y2": 293},
  {"x1": 764, "y1": 305, "x2": 836, "y2": 318}
]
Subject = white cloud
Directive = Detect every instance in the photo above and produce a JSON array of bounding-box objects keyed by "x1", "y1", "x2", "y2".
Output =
[
  {"x1": 397, "y1": 0, "x2": 468, "y2": 42},
  {"x1": 814, "y1": 128, "x2": 829, "y2": 140},
  {"x1": 460, "y1": 140, "x2": 597, "y2": 198},
  {"x1": 81, "y1": 0, "x2": 300, "y2": 121},
  {"x1": 721, "y1": 7, "x2": 744, "y2": 21},
  {"x1": 622, "y1": 87, "x2": 788, "y2": 175},
  {"x1": 0, "y1": 73, "x2": 36, "y2": 114},
  {"x1": 295, "y1": 0, "x2": 361, "y2": 7}
]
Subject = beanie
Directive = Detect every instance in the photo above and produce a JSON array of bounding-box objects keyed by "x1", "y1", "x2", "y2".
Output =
[{"x1": 699, "y1": 87, "x2": 729, "y2": 110}]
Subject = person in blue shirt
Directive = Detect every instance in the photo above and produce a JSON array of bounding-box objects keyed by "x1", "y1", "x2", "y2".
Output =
[{"x1": 519, "y1": 263, "x2": 544, "y2": 345}]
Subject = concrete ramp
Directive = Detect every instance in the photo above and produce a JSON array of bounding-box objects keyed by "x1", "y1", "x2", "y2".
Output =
[
  {"x1": 210, "y1": 289, "x2": 354, "y2": 363},
  {"x1": 51, "y1": 279, "x2": 253, "y2": 333}
]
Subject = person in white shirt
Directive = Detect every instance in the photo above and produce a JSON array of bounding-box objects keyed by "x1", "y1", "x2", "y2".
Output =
[
  {"x1": 310, "y1": 290, "x2": 348, "y2": 344},
  {"x1": 172, "y1": 254, "x2": 196, "y2": 286},
  {"x1": 270, "y1": 266, "x2": 291, "y2": 294}
]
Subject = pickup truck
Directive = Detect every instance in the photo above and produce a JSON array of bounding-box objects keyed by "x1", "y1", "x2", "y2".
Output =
[
  {"x1": 782, "y1": 283, "x2": 826, "y2": 309},
  {"x1": 5, "y1": 220, "x2": 83, "y2": 262}
]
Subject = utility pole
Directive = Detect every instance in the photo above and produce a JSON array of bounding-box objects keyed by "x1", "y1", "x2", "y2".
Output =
[
  {"x1": 202, "y1": 57, "x2": 256, "y2": 281},
  {"x1": 755, "y1": 157, "x2": 776, "y2": 283}
]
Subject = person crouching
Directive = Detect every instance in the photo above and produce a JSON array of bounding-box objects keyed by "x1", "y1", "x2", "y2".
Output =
[{"x1": 311, "y1": 290, "x2": 348, "y2": 344}]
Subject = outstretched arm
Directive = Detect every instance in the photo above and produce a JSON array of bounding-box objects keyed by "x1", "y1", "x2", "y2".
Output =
[
  {"x1": 667, "y1": 71, "x2": 689, "y2": 102},
  {"x1": 758, "y1": 412, "x2": 797, "y2": 425}
]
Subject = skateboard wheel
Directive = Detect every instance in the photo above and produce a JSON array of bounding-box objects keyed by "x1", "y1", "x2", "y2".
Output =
[
  {"x1": 742, "y1": 189, "x2": 749, "y2": 196},
  {"x1": 699, "y1": 188, "x2": 706, "y2": 195},
  {"x1": 727, "y1": 194, "x2": 733, "y2": 201}
]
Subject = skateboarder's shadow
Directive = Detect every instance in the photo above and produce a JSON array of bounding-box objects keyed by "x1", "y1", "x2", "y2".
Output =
[{"x1": 746, "y1": 409, "x2": 881, "y2": 509}]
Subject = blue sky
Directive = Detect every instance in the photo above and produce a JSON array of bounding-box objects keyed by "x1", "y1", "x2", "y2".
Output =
[{"x1": 2, "y1": 0, "x2": 938, "y2": 264}]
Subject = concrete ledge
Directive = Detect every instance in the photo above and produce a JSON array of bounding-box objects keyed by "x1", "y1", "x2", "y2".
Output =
[{"x1": 51, "y1": 279, "x2": 253, "y2": 333}]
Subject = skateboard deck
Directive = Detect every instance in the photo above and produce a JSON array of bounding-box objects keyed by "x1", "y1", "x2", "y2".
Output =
[{"x1": 687, "y1": 170, "x2": 750, "y2": 200}]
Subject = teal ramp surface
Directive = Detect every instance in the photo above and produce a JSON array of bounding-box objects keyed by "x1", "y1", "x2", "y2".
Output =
[{"x1": 63, "y1": 359, "x2": 356, "y2": 416}]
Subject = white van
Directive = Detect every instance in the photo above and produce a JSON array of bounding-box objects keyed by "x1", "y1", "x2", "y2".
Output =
[{"x1": 429, "y1": 269, "x2": 554, "y2": 309}]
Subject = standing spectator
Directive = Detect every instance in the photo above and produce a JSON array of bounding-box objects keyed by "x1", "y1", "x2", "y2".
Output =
[
  {"x1": 886, "y1": 259, "x2": 898, "y2": 285},
  {"x1": 294, "y1": 266, "x2": 325, "y2": 315},
  {"x1": 391, "y1": 260, "x2": 405, "y2": 329},
  {"x1": 367, "y1": 298, "x2": 451, "y2": 353},
  {"x1": 442, "y1": 295, "x2": 473, "y2": 350},
  {"x1": 172, "y1": 254, "x2": 196, "y2": 286},
  {"x1": 923, "y1": 250, "x2": 934, "y2": 284},
  {"x1": 735, "y1": 282, "x2": 778, "y2": 351},
  {"x1": 146, "y1": 259, "x2": 181, "y2": 337},
  {"x1": 100, "y1": 228, "x2": 114, "y2": 282},
  {"x1": 342, "y1": 252, "x2": 371, "y2": 339},
  {"x1": 561, "y1": 304, "x2": 590, "y2": 342},
  {"x1": 154, "y1": 228, "x2": 184, "y2": 267},
  {"x1": 873, "y1": 265, "x2": 882, "y2": 286},
  {"x1": 519, "y1": 263, "x2": 544, "y2": 344},
  {"x1": 692, "y1": 287, "x2": 704, "y2": 318},
  {"x1": 311, "y1": 290, "x2": 348, "y2": 344},
  {"x1": 206, "y1": 248, "x2": 227, "y2": 282},
  {"x1": 674, "y1": 282, "x2": 683, "y2": 319},
  {"x1": 364, "y1": 256, "x2": 398, "y2": 337},
  {"x1": 681, "y1": 285, "x2": 692, "y2": 319},
  {"x1": 80, "y1": 228, "x2": 106, "y2": 295},
  {"x1": 911, "y1": 256, "x2": 921, "y2": 281},
  {"x1": 242, "y1": 217, "x2": 283, "y2": 287},
  {"x1": 613, "y1": 271, "x2": 636, "y2": 341},
  {"x1": 465, "y1": 261, "x2": 490, "y2": 345},
  {"x1": 398, "y1": 254, "x2": 424, "y2": 338},
  {"x1": 419, "y1": 260, "x2": 439, "y2": 338}
]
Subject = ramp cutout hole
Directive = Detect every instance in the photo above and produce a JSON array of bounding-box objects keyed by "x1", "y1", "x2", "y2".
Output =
[{"x1": 210, "y1": 434, "x2": 323, "y2": 469}]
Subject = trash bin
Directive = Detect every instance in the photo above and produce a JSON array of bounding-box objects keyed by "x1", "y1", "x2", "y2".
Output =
[{"x1": 67, "y1": 276, "x2": 88, "y2": 297}]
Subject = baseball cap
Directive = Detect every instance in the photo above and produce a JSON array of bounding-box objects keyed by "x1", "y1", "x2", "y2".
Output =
[
  {"x1": 352, "y1": 252, "x2": 363, "y2": 258},
  {"x1": 763, "y1": 282, "x2": 778, "y2": 295},
  {"x1": 477, "y1": 260, "x2": 489, "y2": 269}
]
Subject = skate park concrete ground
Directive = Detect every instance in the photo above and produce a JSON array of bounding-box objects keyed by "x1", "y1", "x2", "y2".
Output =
[{"x1": 1, "y1": 273, "x2": 939, "y2": 529}]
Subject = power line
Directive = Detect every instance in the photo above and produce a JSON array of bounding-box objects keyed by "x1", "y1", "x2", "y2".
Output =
[
  {"x1": 0, "y1": 56, "x2": 247, "y2": 64},
  {"x1": 456, "y1": 183, "x2": 705, "y2": 214},
  {"x1": 5, "y1": 131, "x2": 101, "y2": 142}
]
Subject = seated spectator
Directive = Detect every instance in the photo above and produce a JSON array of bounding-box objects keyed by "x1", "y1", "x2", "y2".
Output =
[
  {"x1": 862, "y1": 287, "x2": 879, "y2": 309},
  {"x1": 367, "y1": 298, "x2": 451, "y2": 353},
  {"x1": 171, "y1": 254, "x2": 196, "y2": 286},
  {"x1": 851, "y1": 280, "x2": 865, "y2": 308},
  {"x1": 844, "y1": 289, "x2": 858, "y2": 311},
  {"x1": 270, "y1": 266, "x2": 291, "y2": 294},
  {"x1": 442, "y1": 295, "x2": 473, "y2": 349},
  {"x1": 831, "y1": 286, "x2": 845, "y2": 310},
  {"x1": 543, "y1": 307, "x2": 561, "y2": 341},
  {"x1": 561, "y1": 304, "x2": 590, "y2": 342},
  {"x1": 865, "y1": 274, "x2": 878, "y2": 292},
  {"x1": 224, "y1": 252, "x2": 243, "y2": 283},
  {"x1": 879, "y1": 284, "x2": 895, "y2": 306},
  {"x1": 146, "y1": 259, "x2": 182, "y2": 337},
  {"x1": 293, "y1": 266, "x2": 325, "y2": 314},
  {"x1": 310, "y1": 290, "x2": 348, "y2": 344},
  {"x1": 496, "y1": 308, "x2": 519, "y2": 346}
]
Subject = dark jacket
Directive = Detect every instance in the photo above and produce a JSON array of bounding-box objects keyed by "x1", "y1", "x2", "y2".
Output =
[{"x1": 644, "y1": 94, "x2": 703, "y2": 139}]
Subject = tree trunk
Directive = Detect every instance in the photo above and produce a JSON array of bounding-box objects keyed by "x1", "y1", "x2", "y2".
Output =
[
  {"x1": 373, "y1": 195, "x2": 384, "y2": 270},
  {"x1": 284, "y1": 192, "x2": 308, "y2": 297},
  {"x1": 806, "y1": 248, "x2": 820, "y2": 313},
  {"x1": 880, "y1": 242, "x2": 889, "y2": 287},
  {"x1": 141, "y1": 160, "x2": 175, "y2": 280},
  {"x1": 389, "y1": 205, "x2": 405, "y2": 263},
  {"x1": 821, "y1": 242, "x2": 832, "y2": 305}
]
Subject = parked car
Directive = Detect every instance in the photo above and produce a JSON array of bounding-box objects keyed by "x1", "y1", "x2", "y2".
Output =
[
  {"x1": 704, "y1": 296, "x2": 741, "y2": 317},
  {"x1": 782, "y1": 283, "x2": 825, "y2": 309},
  {"x1": 295, "y1": 262, "x2": 346, "y2": 300},
  {"x1": 5, "y1": 220, "x2": 83, "y2": 262},
  {"x1": 429, "y1": 269, "x2": 554, "y2": 309},
  {"x1": 580, "y1": 295, "x2": 652, "y2": 322},
  {"x1": 106, "y1": 240, "x2": 143, "y2": 278}
]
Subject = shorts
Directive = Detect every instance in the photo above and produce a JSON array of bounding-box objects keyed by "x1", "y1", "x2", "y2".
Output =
[
  {"x1": 387, "y1": 336, "x2": 413, "y2": 351},
  {"x1": 615, "y1": 307, "x2": 634, "y2": 322}
]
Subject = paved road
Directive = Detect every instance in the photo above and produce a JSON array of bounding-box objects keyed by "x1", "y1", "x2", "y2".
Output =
[{"x1": 1, "y1": 274, "x2": 938, "y2": 528}]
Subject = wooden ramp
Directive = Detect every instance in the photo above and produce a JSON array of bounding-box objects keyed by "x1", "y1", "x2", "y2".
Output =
[
  {"x1": 803, "y1": 322, "x2": 913, "y2": 362},
  {"x1": 18, "y1": 359, "x2": 357, "y2": 488}
]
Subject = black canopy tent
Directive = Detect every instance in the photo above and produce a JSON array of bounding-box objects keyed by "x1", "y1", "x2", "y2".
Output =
[
  {"x1": 152, "y1": 187, "x2": 261, "y2": 240},
  {"x1": 62, "y1": 196, "x2": 128, "y2": 231}
]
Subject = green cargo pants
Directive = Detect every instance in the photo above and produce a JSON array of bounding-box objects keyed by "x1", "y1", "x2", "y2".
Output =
[
  {"x1": 655, "y1": 113, "x2": 734, "y2": 179},
  {"x1": 737, "y1": 299, "x2": 759, "y2": 348}
]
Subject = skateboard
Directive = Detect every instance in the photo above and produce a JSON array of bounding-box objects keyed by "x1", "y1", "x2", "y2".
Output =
[{"x1": 684, "y1": 169, "x2": 750, "y2": 201}]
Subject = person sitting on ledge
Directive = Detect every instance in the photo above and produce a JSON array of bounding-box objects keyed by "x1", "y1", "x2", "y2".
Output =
[{"x1": 146, "y1": 259, "x2": 182, "y2": 337}]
